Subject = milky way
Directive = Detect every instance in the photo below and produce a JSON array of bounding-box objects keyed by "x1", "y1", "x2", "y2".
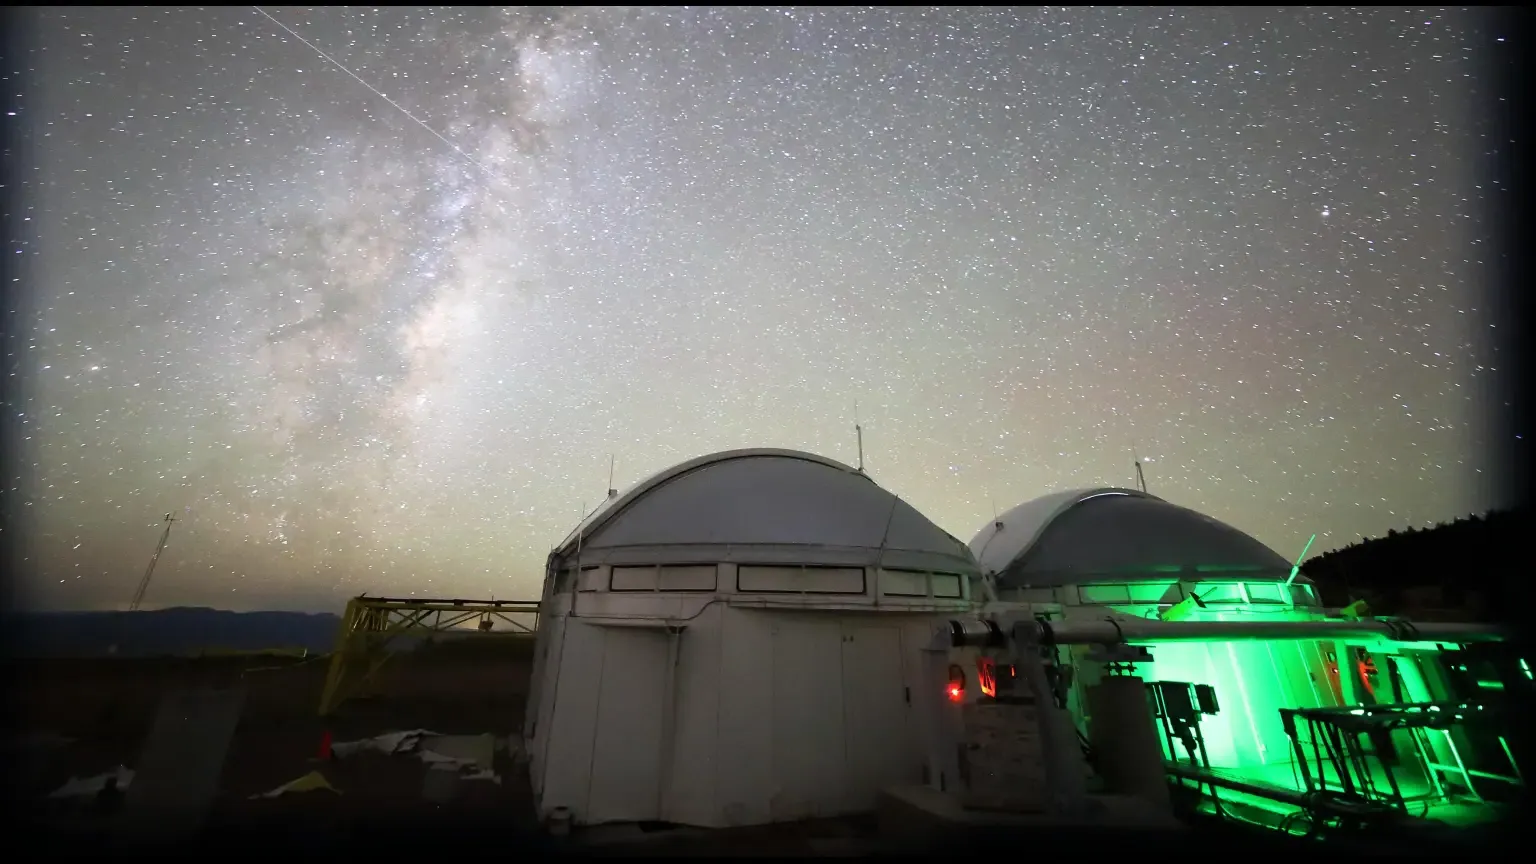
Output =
[{"x1": 14, "y1": 7, "x2": 1506, "y2": 611}]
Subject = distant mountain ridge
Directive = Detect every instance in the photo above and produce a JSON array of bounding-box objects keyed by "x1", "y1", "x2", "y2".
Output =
[{"x1": 3, "y1": 607, "x2": 344, "y2": 658}]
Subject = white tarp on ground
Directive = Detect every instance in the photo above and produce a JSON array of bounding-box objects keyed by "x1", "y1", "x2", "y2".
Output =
[
  {"x1": 49, "y1": 765, "x2": 134, "y2": 799},
  {"x1": 329, "y1": 730, "x2": 501, "y2": 784},
  {"x1": 330, "y1": 728, "x2": 441, "y2": 758}
]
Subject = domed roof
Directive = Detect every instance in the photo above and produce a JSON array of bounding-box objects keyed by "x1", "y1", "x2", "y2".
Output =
[
  {"x1": 969, "y1": 488, "x2": 1297, "y2": 588},
  {"x1": 554, "y1": 448, "x2": 977, "y2": 573}
]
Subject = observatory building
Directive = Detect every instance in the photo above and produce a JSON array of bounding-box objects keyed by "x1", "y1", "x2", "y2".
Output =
[
  {"x1": 524, "y1": 448, "x2": 982, "y2": 829},
  {"x1": 971, "y1": 487, "x2": 1324, "y2": 611},
  {"x1": 969, "y1": 487, "x2": 1341, "y2": 771}
]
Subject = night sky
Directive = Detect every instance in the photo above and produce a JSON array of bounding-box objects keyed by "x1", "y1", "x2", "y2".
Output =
[{"x1": 13, "y1": 6, "x2": 1504, "y2": 612}]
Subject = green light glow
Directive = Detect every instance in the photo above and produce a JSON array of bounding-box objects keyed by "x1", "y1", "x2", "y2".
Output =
[
  {"x1": 1105, "y1": 597, "x2": 1342, "y2": 769},
  {"x1": 1077, "y1": 578, "x2": 1508, "y2": 835},
  {"x1": 1075, "y1": 590, "x2": 1517, "y2": 836}
]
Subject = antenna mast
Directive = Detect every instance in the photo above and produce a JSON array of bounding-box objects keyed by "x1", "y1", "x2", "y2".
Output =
[
  {"x1": 1132, "y1": 440, "x2": 1148, "y2": 494},
  {"x1": 607, "y1": 454, "x2": 618, "y2": 499},
  {"x1": 1283, "y1": 533, "x2": 1317, "y2": 587},
  {"x1": 129, "y1": 513, "x2": 176, "y2": 613},
  {"x1": 854, "y1": 400, "x2": 865, "y2": 473}
]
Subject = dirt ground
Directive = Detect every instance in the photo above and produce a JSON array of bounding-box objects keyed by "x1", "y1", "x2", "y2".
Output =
[
  {"x1": 3, "y1": 639, "x2": 890, "y2": 855},
  {"x1": 4, "y1": 639, "x2": 545, "y2": 847}
]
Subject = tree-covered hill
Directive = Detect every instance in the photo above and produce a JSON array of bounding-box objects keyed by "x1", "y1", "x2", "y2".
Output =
[{"x1": 1300, "y1": 508, "x2": 1528, "y2": 622}]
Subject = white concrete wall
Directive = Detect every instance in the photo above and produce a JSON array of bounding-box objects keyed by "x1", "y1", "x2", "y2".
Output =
[{"x1": 530, "y1": 602, "x2": 947, "y2": 827}]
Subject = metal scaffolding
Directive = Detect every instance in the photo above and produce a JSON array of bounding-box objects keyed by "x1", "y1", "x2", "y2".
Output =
[{"x1": 318, "y1": 595, "x2": 540, "y2": 716}]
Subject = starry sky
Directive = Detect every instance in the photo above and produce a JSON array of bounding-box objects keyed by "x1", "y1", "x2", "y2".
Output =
[{"x1": 12, "y1": 6, "x2": 1506, "y2": 612}]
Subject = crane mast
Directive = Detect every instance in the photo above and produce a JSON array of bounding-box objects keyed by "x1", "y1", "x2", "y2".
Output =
[{"x1": 129, "y1": 513, "x2": 176, "y2": 612}]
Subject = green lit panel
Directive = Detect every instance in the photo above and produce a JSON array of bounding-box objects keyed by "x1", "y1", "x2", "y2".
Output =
[
  {"x1": 1288, "y1": 583, "x2": 1318, "y2": 607},
  {"x1": 1128, "y1": 582, "x2": 1175, "y2": 603},
  {"x1": 1140, "y1": 637, "x2": 1342, "y2": 770},
  {"x1": 1079, "y1": 584, "x2": 1132, "y2": 604},
  {"x1": 1115, "y1": 603, "x2": 1343, "y2": 771},
  {"x1": 1196, "y1": 583, "x2": 1246, "y2": 604},
  {"x1": 1244, "y1": 582, "x2": 1284, "y2": 603}
]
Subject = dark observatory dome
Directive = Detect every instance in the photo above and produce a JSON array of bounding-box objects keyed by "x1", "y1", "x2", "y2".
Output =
[{"x1": 969, "y1": 488, "x2": 1296, "y2": 589}]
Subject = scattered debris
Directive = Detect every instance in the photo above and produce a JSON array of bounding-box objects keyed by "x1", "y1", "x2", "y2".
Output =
[
  {"x1": 50, "y1": 765, "x2": 134, "y2": 799},
  {"x1": 419, "y1": 749, "x2": 476, "y2": 769},
  {"x1": 330, "y1": 729, "x2": 503, "y2": 784},
  {"x1": 420, "y1": 733, "x2": 494, "y2": 768},
  {"x1": 330, "y1": 729, "x2": 440, "y2": 759},
  {"x1": 251, "y1": 770, "x2": 339, "y2": 799}
]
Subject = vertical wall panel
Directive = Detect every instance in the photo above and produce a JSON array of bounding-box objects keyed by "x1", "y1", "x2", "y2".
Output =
[
  {"x1": 526, "y1": 615, "x2": 566, "y2": 795},
  {"x1": 717, "y1": 608, "x2": 774, "y2": 826},
  {"x1": 770, "y1": 617, "x2": 846, "y2": 820},
  {"x1": 665, "y1": 607, "x2": 723, "y2": 825},
  {"x1": 539, "y1": 620, "x2": 606, "y2": 819},
  {"x1": 588, "y1": 627, "x2": 670, "y2": 823},
  {"x1": 841, "y1": 624, "x2": 913, "y2": 809}
]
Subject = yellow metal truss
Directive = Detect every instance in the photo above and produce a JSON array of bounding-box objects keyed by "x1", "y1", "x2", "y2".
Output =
[{"x1": 318, "y1": 595, "x2": 540, "y2": 716}]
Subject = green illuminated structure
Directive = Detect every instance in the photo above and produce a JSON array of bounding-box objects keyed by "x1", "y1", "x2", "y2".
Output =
[{"x1": 967, "y1": 488, "x2": 1524, "y2": 835}]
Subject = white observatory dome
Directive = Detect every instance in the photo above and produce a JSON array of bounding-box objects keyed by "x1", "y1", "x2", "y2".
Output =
[{"x1": 553, "y1": 448, "x2": 976, "y2": 574}]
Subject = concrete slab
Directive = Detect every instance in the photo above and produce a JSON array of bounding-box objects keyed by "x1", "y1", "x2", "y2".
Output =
[
  {"x1": 877, "y1": 783, "x2": 1183, "y2": 849},
  {"x1": 879, "y1": 784, "x2": 1055, "y2": 842},
  {"x1": 116, "y1": 686, "x2": 248, "y2": 844},
  {"x1": 421, "y1": 764, "x2": 466, "y2": 804},
  {"x1": 421, "y1": 733, "x2": 495, "y2": 770}
]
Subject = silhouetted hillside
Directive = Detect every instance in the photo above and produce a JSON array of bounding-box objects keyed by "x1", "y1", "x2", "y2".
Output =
[
  {"x1": 3, "y1": 607, "x2": 343, "y2": 658},
  {"x1": 1300, "y1": 508, "x2": 1528, "y2": 621}
]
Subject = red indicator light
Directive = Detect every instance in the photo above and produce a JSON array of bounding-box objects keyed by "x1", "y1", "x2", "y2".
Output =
[
  {"x1": 1357, "y1": 658, "x2": 1378, "y2": 699},
  {"x1": 947, "y1": 663, "x2": 967, "y2": 702},
  {"x1": 977, "y1": 657, "x2": 997, "y2": 698}
]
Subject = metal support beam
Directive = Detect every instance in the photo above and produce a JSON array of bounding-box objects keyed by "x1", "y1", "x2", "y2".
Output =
[
  {"x1": 1008, "y1": 621, "x2": 1093, "y2": 820},
  {"x1": 318, "y1": 596, "x2": 540, "y2": 716}
]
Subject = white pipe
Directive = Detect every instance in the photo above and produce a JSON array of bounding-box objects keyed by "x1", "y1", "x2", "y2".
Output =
[{"x1": 1030, "y1": 617, "x2": 1506, "y2": 647}]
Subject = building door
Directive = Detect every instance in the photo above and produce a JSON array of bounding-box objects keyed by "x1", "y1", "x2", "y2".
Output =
[
  {"x1": 587, "y1": 626, "x2": 670, "y2": 823},
  {"x1": 841, "y1": 624, "x2": 912, "y2": 810},
  {"x1": 770, "y1": 618, "x2": 846, "y2": 821}
]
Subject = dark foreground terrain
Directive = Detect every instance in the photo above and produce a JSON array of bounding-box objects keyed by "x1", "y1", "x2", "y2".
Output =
[
  {"x1": 3, "y1": 637, "x2": 904, "y2": 856},
  {"x1": 12, "y1": 633, "x2": 1461, "y2": 856},
  {"x1": 5, "y1": 638, "x2": 545, "y2": 850}
]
